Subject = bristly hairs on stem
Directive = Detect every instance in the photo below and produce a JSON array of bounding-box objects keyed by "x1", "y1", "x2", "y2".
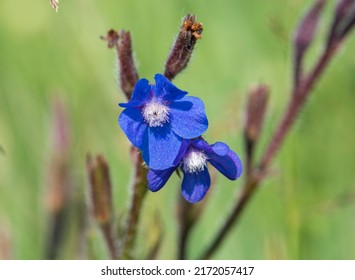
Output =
[
  {"x1": 164, "y1": 14, "x2": 203, "y2": 80},
  {"x1": 101, "y1": 29, "x2": 139, "y2": 100},
  {"x1": 102, "y1": 27, "x2": 146, "y2": 259}
]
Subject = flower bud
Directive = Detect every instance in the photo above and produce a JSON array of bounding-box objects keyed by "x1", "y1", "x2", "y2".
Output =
[
  {"x1": 244, "y1": 84, "x2": 269, "y2": 144},
  {"x1": 86, "y1": 154, "x2": 113, "y2": 225},
  {"x1": 327, "y1": 0, "x2": 355, "y2": 46},
  {"x1": 101, "y1": 29, "x2": 139, "y2": 99},
  {"x1": 293, "y1": 0, "x2": 326, "y2": 87},
  {"x1": 164, "y1": 14, "x2": 203, "y2": 80}
]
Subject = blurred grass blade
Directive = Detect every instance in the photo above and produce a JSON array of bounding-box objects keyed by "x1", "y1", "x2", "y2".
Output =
[
  {"x1": 45, "y1": 98, "x2": 71, "y2": 259},
  {"x1": 0, "y1": 219, "x2": 12, "y2": 259},
  {"x1": 86, "y1": 154, "x2": 118, "y2": 259},
  {"x1": 50, "y1": 0, "x2": 59, "y2": 12}
]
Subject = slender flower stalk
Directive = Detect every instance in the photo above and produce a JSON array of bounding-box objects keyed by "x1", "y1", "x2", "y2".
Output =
[
  {"x1": 121, "y1": 147, "x2": 148, "y2": 259},
  {"x1": 145, "y1": 214, "x2": 164, "y2": 260},
  {"x1": 200, "y1": 0, "x2": 355, "y2": 259},
  {"x1": 102, "y1": 28, "x2": 147, "y2": 259},
  {"x1": 177, "y1": 192, "x2": 209, "y2": 259}
]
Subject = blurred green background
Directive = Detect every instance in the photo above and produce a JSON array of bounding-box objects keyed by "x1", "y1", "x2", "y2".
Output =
[{"x1": 1, "y1": 0, "x2": 355, "y2": 260}]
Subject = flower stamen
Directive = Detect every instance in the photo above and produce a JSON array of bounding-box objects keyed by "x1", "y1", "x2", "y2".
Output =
[
  {"x1": 142, "y1": 101, "x2": 169, "y2": 127},
  {"x1": 182, "y1": 148, "x2": 208, "y2": 173}
]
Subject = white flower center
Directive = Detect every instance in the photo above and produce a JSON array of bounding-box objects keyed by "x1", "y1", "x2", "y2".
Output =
[
  {"x1": 182, "y1": 148, "x2": 208, "y2": 173},
  {"x1": 142, "y1": 101, "x2": 169, "y2": 127}
]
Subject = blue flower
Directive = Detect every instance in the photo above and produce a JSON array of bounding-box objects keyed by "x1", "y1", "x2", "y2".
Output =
[
  {"x1": 147, "y1": 138, "x2": 243, "y2": 203},
  {"x1": 119, "y1": 74, "x2": 208, "y2": 170}
]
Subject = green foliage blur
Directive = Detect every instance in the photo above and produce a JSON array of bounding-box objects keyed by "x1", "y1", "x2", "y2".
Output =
[{"x1": 1, "y1": 0, "x2": 355, "y2": 260}]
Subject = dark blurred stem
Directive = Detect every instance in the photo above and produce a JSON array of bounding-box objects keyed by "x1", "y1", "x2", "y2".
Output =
[
  {"x1": 244, "y1": 140, "x2": 255, "y2": 177},
  {"x1": 200, "y1": 42, "x2": 339, "y2": 260},
  {"x1": 179, "y1": 230, "x2": 189, "y2": 259},
  {"x1": 46, "y1": 210, "x2": 66, "y2": 259},
  {"x1": 101, "y1": 223, "x2": 118, "y2": 259},
  {"x1": 178, "y1": 222, "x2": 190, "y2": 260},
  {"x1": 200, "y1": 175, "x2": 259, "y2": 260},
  {"x1": 121, "y1": 147, "x2": 148, "y2": 259},
  {"x1": 260, "y1": 43, "x2": 338, "y2": 170}
]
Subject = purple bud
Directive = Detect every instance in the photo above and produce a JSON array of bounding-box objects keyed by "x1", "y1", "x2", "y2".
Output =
[
  {"x1": 294, "y1": 0, "x2": 326, "y2": 52},
  {"x1": 244, "y1": 84, "x2": 269, "y2": 143},
  {"x1": 294, "y1": 0, "x2": 326, "y2": 87},
  {"x1": 327, "y1": 0, "x2": 355, "y2": 46}
]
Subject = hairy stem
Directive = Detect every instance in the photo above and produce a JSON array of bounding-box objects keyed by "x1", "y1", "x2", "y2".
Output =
[
  {"x1": 121, "y1": 147, "x2": 148, "y2": 259},
  {"x1": 101, "y1": 223, "x2": 118, "y2": 259}
]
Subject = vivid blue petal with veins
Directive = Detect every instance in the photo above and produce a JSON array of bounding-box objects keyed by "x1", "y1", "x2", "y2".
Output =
[
  {"x1": 119, "y1": 79, "x2": 151, "y2": 108},
  {"x1": 181, "y1": 168, "x2": 211, "y2": 203},
  {"x1": 170, "y1": 96, "x2": 208, "y2": 139},
  {"x1": 147, "y1": 167, "x2": 176, "y2": 192},
  {"x1": 141, "y1": 125, "x2": 182, "y2": 170},
  {"x1": 154, "y1": 74, "x2": 188, "y2": 101},
  {"x1": 208, "y1": 149, "x2": 243, "y2": 180},
  {"x1": 118, "y1": 107, "x2": 148, "y2": 148},
  {"x1": 193, "y1": 139, "x2": 242, "y2": 180}
]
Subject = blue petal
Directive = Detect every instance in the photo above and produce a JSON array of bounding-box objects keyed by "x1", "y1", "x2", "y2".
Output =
[
  {"x1": 173, "y1": 139, "x2": 191, "y2": 166},
  {"x1": 147, "y1": 167, "x2": 176, "y2": 192},
  {"x1": 141, "y1": 125, "x2": 183, "y2": 170},
  {"x1": 119, "y1": 78, "x2": 151, "y2": 108},
  {"x1": 193, "y1": 139, "x2": 230, "y2": 156},
  {"x1": 169, "y1": 96, "x2": 208, "y2": 139},
  {"x1": 209, "y1": 149, "x2": 243, "y2": 180},
  {"x1": 193, "y1": 139, "x2": 242, "y2": 180},
  {"x1": 211, "y1": 142, "x2": 230, "y2": 156},
  {"x1": 181, "y1": 168, "x2": 211, "y2": 203},
  {"x1": 154, "y1": 74, "x2": 188, "y2": 101},
  {"x1": 118, "y1": 108, "x2": 148, "y2": 148}
]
